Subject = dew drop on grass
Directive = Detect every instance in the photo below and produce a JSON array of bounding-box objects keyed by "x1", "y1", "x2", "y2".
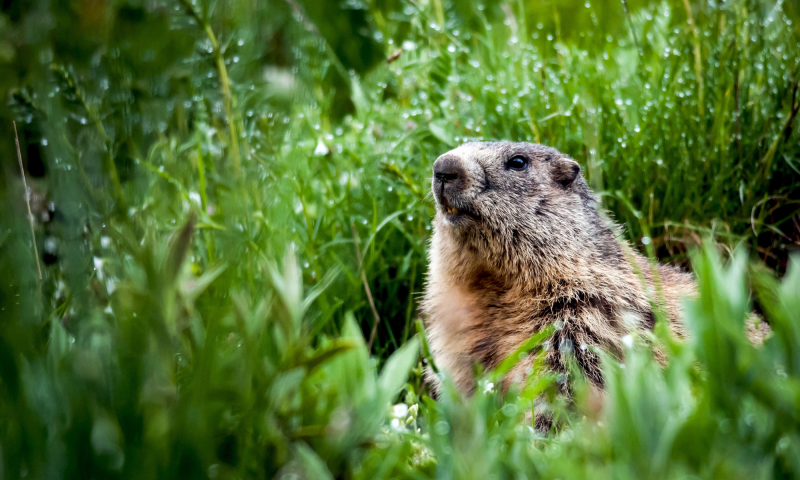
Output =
[
  {"x1": 502, "y1": 404, "x2": 518, "y2": 417},
  {"x1": 434, "y1": 421, "x2": 450, "y2": 435},
  {"x1": 314, "y1": 140, "x2": 329, "y2": 156}
]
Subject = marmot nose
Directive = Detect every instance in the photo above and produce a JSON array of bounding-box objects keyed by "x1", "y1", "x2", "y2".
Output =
[{"x1": 433, "y1": 154, "x2": 465, "y2": 184}]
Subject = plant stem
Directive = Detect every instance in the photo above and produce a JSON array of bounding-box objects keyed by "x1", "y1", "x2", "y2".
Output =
[
  {"x1": 181, "y1": 0, "x2": 242, "y2": 179},
  {"x1": 14, "y1": 121, "x2": 42, "y2": 286}
]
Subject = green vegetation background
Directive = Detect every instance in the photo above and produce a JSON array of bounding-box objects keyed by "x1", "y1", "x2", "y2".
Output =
[{"x1": 1, "y1": 0, "x2": 799, "y2": 478}]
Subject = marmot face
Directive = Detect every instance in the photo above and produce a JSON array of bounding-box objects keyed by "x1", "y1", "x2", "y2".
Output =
[{"x1": 431, "y1": 141, "x2": 592, "y2": 277}]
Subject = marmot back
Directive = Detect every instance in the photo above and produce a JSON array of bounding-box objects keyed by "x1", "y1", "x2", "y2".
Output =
[{"x1": 421, "y1": 142, "x2": 695, "y2": 399}]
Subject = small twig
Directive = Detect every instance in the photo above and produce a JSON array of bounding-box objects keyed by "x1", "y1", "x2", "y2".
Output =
[
  {"x1": 734, "y1": 70, "x2": 742, "y2": 160},
  {"x1": 540, "y1": 69, "x2": 547, "y2": 103},
  {"x1": 751, "y1": 195, "x2": 788, "y2": 237},
  {"x1": 501, "y1": 4, "x2": 518, "y2": 37},
  {"x1": 387, "y1": 48, "x2": 403, "y2": 64},
  {"x1": 681, "y1": 0, "x2": 704, "y2": 116},
  {"x1": 782, "y1": 71, "x2": 800, "y2": 143},
  {"x1": 756, "y1": 246, "x2": 778, "y2": 261},
  {"x1": 350, "y1": 223, "x2": 381, "y2": 352},
  {"x1": 621, "y1": 0, "x2": 641, "y2": 57},
  {"x1": 179, "y1": 0, "x2": 242, "y2": 179},
  {"x1": 14, "y1": 121, "x2": 42, "y2": 281}
]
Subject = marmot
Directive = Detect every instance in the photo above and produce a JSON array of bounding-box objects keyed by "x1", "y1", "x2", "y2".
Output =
[{"x1": 421, "y1": 142, "x2": 697, "y2": 400}]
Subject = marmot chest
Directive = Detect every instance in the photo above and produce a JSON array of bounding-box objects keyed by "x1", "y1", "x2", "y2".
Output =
[{"x1": 425, "y1": 281, "x2": 541, "y2": 390}]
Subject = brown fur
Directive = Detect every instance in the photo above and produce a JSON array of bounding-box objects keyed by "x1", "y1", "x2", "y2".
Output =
[{"x1": 421, "y1": 142, "x2": 696, "y2": 400}]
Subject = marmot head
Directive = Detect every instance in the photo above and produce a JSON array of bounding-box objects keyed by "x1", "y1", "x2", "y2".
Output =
[{"x1": 431, "y1": 141, "x2": 602, "y2": 278}]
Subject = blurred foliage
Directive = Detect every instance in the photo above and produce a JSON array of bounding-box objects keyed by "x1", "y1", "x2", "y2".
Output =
[{"x1": 1, "y1": 0, "x2": 800, "y2": 478}]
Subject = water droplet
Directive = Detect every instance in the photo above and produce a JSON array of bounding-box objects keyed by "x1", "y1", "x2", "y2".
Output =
[
  {"x1": 622, "y1": 335, "x2": 633, "y2": 348},
  {"x1": 502, "y1": 403, "x2": 518, "y2": 417},
  {"x1": 314, "y1": 139, "x2": 329, "y2": 156},
  {"x1": 434, "y1": 421, "x2": 450, "y2": 435}
]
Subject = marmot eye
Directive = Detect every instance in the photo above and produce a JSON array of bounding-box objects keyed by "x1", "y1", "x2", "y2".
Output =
[{"x1": 506, "y1": 156, "x2": 528, "y2": 171}]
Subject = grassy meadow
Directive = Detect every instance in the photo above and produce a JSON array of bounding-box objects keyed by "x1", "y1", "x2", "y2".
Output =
[{"x1": 1, "y1": 0, "x2": 800, "y2": 478}]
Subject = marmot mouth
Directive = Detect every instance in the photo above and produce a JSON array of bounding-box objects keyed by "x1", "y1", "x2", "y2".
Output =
[
  {"x1": 435, "y1": 182, "x2": 480, "y2": 224},
  {"x1": 440, "y1": 200, "x2": 479, "y2": 223}
]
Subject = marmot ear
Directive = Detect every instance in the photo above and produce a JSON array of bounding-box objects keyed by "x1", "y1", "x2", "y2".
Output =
[{"x1": 551, "y1": 157, "x2": 581, "y2": 187}]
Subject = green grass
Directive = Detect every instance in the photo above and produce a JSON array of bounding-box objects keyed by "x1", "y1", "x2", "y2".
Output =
[{"x1": 1, "y1": 0, "x2": 799, "y2": 478}]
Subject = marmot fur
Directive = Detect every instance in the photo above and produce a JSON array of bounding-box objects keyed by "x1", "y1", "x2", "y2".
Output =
[{"x1": 421, "y1": 142, "x2": 696, "y2": 399}]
